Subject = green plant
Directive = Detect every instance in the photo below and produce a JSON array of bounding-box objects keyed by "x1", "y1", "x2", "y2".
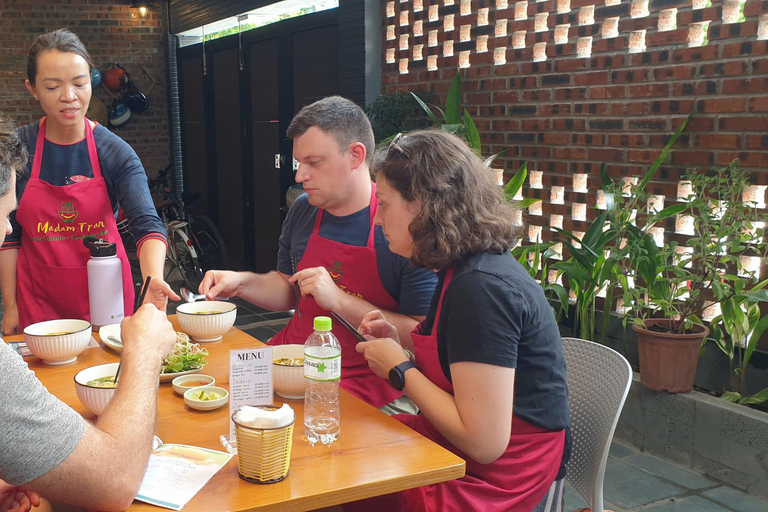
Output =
[
  {"x1": 365, "y1": 91, "x2": 434, "y2": 144},
  {"x1": 411, "y1": 70, "x2": 504, "y2": 164},
  {"x1": 711, "y1": 278, "x2": 768, "y2": 405},
  {"x1": 615, "y1": 158, "x2": 767, "y2": 336},
  {"x1": 505, "y1": 164, "x2": 569, "y2": 317}
]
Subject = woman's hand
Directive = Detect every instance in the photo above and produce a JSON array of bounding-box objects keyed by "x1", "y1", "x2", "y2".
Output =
[
  {"x1": 0, "y1": 479, "x2": 39, "y2": 512},
  {"x1": 1, "y1": 303, "x2": 19, "y2": 336},
  {"x1": 355, "y1": 337, "x2": 409, "y2": 379},
  {"x1": 142, "y1": 277, "x2": 180, "y2": 311},
  {"x1": 358, "y1": 310, "x2": 400, "y2": 344}
]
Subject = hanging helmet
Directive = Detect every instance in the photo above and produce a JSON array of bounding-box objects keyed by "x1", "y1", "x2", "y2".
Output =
[
  {"x1": 86, "y1": 96, "x2": 109, "y2": 126},
  {"x1": 104, "y1": 67, "x2": 126, "y2": 92},
  {"x1": 123, "y1": 84, "x2": 148, "y2": 112},
  {"x1": 90, "y1": 67, "x2": 102, "y2": 88},
  {"x1": 108, "y1": 100, "x2": 131, "y2": 127}
]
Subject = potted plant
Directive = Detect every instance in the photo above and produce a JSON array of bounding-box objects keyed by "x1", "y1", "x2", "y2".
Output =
[{"x1": 613, "y1": 155, "x2": 766, "y2": 393}]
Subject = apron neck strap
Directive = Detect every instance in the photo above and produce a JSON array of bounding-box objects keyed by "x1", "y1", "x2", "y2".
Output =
[
  {"x1": 312, "y1": 181, "x2": 378, "y2": 248},
  {"x1": 428, "y1": 266, "x2": 455, "y2": 337},
  {"x1": 31, "y1": 117, "x2": 102, "y2": 180}
]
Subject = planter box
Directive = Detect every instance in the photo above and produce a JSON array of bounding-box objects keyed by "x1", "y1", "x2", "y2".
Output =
[{"x1": 614, "y1": 375, "x2": 768, "y2": 500}]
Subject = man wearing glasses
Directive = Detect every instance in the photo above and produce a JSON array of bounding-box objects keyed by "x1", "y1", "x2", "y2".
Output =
[{"x1": 200, "y1": 96, "x2": 437, "y2": 414}]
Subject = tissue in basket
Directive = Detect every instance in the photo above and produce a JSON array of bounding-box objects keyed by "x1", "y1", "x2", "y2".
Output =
[{"x1": 233, "y1": 404, "x2": 296, "y2": 484}]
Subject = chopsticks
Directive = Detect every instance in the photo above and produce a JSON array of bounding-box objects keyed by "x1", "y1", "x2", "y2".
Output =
[
  {"x1": 118, "y1": 275, "x2": 151, "y2": 386},
  {"x1": 134, "y1": 275, "x2": 152, "y2": 313},
  {"x1": 291, "y1": 252, "x2": 301, "y2": 319},
  {"x1": 331, "y1": 312, "x2": 368, "y2": 343}
]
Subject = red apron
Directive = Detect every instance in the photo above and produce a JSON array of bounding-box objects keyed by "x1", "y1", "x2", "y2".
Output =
[
  {"x1": 15, "y1": 117, "x2": 135, "y2": 329},
  {"x1": 347, "y1": 267, "x2": 566, "y2": 512},
  {"x1": 270, "y1": 183, "x2": 403, "y2": 408}
]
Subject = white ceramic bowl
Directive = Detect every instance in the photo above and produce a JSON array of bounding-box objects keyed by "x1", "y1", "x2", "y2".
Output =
[
  {"x1": 74, "y1": 362, "x2": 119, "y2": 416},
  {"x1": 176, "y1": 301, "x2": 237, "y2": 342},
  {"x1": 24, "y1": 319, "x2": 92, "y2": 365},
  {"x1": 172, "y1": 374, "x2": 216, "y2": 395},
  {"x1": 184, "y1": 385, "x2": 229, "y2": 411},
  {"x1": 272, "y1": 344, "x2": 306, "y2": 400}
]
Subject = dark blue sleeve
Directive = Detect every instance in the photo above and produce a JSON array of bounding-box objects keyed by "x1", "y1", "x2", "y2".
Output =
[
  {"x1": 374, "y1": 228, "x2": 438, "y2": 316},
  {"x1": 94, "y1": 126, "x2": 166, "y2": 245},
  {"x1": 277, "y1": 194, "x2": 315, "y2": 275}
]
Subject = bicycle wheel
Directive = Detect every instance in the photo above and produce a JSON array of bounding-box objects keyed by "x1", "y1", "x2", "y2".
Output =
[
  {"x1": 190, "y1": 215, "x2": 229, "y2": 271},
  {"x1": 172, "y1": 229, "x2": 204, "y2": 291},
  {"x1": 117, "y1": 218, "x2": 142, "y2": 284}
]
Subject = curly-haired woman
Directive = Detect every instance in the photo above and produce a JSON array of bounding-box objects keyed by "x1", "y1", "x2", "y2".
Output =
[{"x1": 352, "y1": 130, "x2": 570, "y2": 511}]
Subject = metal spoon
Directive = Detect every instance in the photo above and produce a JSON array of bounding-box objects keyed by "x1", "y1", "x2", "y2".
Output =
[
  {"x1": 180, "y1": 287, "x2": 229, "y2": 303},
  {"x1": 107, "y1": 335, "x2": 123, "y2": 347}
]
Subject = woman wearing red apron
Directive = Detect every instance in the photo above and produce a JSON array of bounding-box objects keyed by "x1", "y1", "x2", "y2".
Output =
[
  {"x1": 352, "y1": 131, "x2": 570, "y2": 511},
  {"x1": 0, "y1": 29, "x2": 176, "y2": 334}
]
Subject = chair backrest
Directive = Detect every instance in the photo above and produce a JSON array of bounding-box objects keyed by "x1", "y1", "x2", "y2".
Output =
[{"x1": 562, "y1": 337, "x2": 632, "y2": 512}]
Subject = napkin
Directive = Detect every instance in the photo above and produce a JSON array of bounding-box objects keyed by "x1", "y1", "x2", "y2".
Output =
[{"x1": 235, "y1": 404, "x2": 294, "y2": 429}]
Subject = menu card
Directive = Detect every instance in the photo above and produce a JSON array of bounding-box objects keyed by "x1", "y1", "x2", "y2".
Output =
[
  {"x1": 134, "y1": 444, "x2": 233, "y2": 511},
  {"x1": 228, "y1": 347, "x2": 273, "y2": 440}
]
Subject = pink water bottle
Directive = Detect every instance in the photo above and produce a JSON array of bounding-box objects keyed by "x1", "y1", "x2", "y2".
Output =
[{"x1": 84, "y1": 237, "x2": 125, "y2": 327}]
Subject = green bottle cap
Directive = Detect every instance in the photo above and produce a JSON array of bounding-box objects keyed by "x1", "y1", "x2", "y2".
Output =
[{"x1": 313, "y1": 316, "x2": 332, "y2": 331}]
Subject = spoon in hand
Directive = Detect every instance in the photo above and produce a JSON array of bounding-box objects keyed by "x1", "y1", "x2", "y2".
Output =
[{"x1": 179, "y1": 287, "x2": 229, "y2": 303}]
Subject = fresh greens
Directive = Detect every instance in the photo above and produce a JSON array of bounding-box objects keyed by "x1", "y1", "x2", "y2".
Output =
[{"x1": 161, "y1": 332, "x2": 208, "y2": 374}]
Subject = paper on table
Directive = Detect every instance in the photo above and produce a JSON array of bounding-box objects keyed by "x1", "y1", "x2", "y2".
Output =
[
  {"x1": 134, "y1": 444, "x2": 233, "y2": 511},
  {"x1": 229, "y1": 347, "x2": 273, "y2": 442}
]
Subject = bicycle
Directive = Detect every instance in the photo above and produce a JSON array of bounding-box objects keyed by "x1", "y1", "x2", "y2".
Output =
[{"x1": 118, "y1": 164, "x2": 229, "y2": 291}]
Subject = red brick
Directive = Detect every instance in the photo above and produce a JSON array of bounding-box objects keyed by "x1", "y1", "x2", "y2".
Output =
[
  {"x1": 696, "y1": 134, "x2": 742, "y2": 150},
  {"x1": 748, "y1": 97, "x2": 768, "y2": 112},
  {"x1": 698, "y1": 98, "x2": 747, "y2": 113},
  {"x1": 718, "y1": 152, "x2": 768, "y2": 167},
  {"x1": 574, "y1": 71, "x2": 609, "y2": 86},
  {"x1": 627, "y1": 150, "x2": 659, "y2": 164},
  {"x1": 554, "y1": 147, "x2": 588, "y2": 160},
  {"x1": 745, "y1": 135, "x2": 768, "y2": 150},
  {"x1": 589, "y1": 86, "x2": 627, "y2": 100},
  {"x1": 608, "y1": 135, "x2": 646, "y2": 148},
  {"x1": 719, "y1": 116, "x2": 768, "y2": 132},
  {"x1": 628, "y1": 84, "x2": 670, "y2": 98},
  {"x1": 654, "y1": 65, "x2": 696, "y2": 81},
  {"x1": 646, "y1": 29, "x2": 689, "y2": 47},
  {"x1": 589, "y1": 149, "x2": 625, "y2": 162},
  {"x1": 673, "y1": 152, "x2": 716, "y2": 166}
]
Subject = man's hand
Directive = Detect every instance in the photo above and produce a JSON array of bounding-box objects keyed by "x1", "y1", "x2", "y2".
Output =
[
  {"x1": 0, "y1": 480, "x2": 39, "y2": 512},
  {"x1": 121, "y1": 304, "x2": 177, "y2": 361},
  {"x1": 359, "y1": 310, "x2": 400, "y2": 344},
  {"x1": 289, "y1": 267, "x2": 344, "y2": 312},
  {"x1": 199, "y1": 270, "x2": 243, "y2": 300},
  {"x1": 1, "y1": 303, "x2": 18, "y2": 337},
  {"x1": 142, "y1": 277, "x2": 180, "y2": 311},
  {"x1": 355, "y1": 337, "x2": 409, "y2": 380}
]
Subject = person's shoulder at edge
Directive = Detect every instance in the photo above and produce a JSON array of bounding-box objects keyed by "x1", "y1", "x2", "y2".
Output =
[
  {"x1": 285, "y1": 193, "x2": 319, "y2": 226},
  {"x1": 451, "y1": 251, "x2": 534, "y2": 297}
]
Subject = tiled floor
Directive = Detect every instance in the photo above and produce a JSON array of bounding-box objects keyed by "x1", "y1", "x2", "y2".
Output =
[{"x1": 566, "y1": 442, "x2": 768, "y2": 512}]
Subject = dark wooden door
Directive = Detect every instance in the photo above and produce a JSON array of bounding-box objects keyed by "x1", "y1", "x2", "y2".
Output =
[
  {"x1": 178, "y1": 53, "x2": 208, "y2": 218},
  {"x1": 211, "y1": 47, "x2": 245, "y2": 270},
  {"x1": 249, "y1": 37, "x2": 281, "y2": 273}
]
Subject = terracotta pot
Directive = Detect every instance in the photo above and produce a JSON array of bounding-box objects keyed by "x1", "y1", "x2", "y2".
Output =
[{"x1": 631, "y1": 318, "x2": 709, "y2": 393}]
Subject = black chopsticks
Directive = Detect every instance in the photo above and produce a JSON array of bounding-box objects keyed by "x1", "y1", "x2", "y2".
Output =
[
  {"x1": 134, "y1": 275, "x2": 151, "y2": 313},
  {"x1": 331, "y1": 312, "x2": 367, "y2": 343},
  {"x1": 291, "y1": 252, "x2": 301, "y2": 318}
]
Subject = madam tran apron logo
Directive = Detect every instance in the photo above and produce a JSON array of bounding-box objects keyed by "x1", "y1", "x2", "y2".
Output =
[
  {"x1": 30, "y1": 200, "x2": 109, "y2": 243},
  {"x1": 57, "y1": 202, "x2": 79, "y2": 222},
  {"x1": 328, "y1": 260, "x2": 344, "y2": 282}
]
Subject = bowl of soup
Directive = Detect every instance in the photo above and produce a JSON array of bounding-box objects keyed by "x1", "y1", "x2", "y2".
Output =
[
  {"x1": 176, "y1": 301, "x2": 237, "y2": 342},
  {"x1": 172, "y1": 374, "x2": 216, "y2": 395},
  {"x1": 74, "y1": 362, "x2": 119, "y2": 416},
  {"x1": 272, "y1": 344, "x2": 306, "y2": 399},
  {"x1": 24, "y1": 319, "x2": 92, "y2": 365}
]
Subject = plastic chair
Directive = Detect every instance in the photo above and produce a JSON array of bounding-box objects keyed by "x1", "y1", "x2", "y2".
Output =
[{"x1": 561, "y1": 337, "x2": 632, "y2": 512}]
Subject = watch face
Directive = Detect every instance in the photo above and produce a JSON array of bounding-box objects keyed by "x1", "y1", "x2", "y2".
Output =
[{"x1": 388, "y1": 367, "x2": 405, "y2": 391}]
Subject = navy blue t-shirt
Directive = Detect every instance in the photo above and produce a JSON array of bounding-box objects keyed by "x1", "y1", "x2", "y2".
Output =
[
  {"x1": 419, "y1": 250, "x2": 570, "y2": 431},
  {"x1": 3, "y1": 121, "x2": 165, "y2": 249},
  {"x1": 277, "y1": 194, "x2": 437, "y2": 316}
]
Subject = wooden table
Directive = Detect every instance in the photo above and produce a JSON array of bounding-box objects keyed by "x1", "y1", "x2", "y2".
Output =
[{"x1": 9, "y1": 317, "x2": 465, "y2": 511}]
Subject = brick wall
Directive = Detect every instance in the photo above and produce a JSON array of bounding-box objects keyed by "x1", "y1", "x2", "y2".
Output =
[
  {"x1": 0, "y1": 0, "x2": 170, "y2": 174},
  {"x1": 381, "y1": 0, "x2": 768, "y2": 297}
]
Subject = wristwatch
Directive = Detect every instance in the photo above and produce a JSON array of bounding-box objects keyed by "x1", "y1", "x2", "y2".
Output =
[{"x1": 388, "y1": 360, "x2": 418, "y2": 391}]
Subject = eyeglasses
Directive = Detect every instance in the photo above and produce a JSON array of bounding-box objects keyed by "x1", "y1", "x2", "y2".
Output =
[{"x1": 387, "y1": 132, "x2": 408, "y2": 159}]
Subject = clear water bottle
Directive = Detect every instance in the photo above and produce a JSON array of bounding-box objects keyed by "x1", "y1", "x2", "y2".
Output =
[{"x1": 304, "y1": 316, "x2": 341, "y2": 445}]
